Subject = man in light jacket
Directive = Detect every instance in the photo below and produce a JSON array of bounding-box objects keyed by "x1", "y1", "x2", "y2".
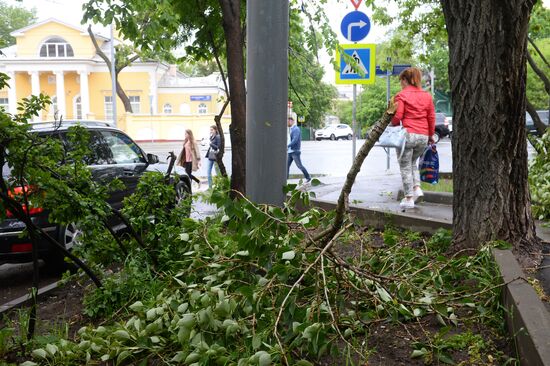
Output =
[{"x1": 287, "y1": 117, "x2": 311, "y2": 183}]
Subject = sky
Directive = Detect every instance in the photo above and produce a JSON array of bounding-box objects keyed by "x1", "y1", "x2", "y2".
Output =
[{"x1": 6, "y1": 0, "x2": 550, "y2": 84}]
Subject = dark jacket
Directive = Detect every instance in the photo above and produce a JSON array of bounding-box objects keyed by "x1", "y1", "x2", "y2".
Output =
[{"x1": 206, "y1": 133, "x2": 221, "y2": 161}]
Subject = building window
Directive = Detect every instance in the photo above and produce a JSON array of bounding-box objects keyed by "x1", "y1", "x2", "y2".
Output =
[
  {"x1": 104, "y1": 96, "x2": 113, "y2": 120},
  {"x1": 129, "y1": 96, "x2": 140, "y2": 113},
  {"x1": 39, "y1": 37, "x2": 74, "y2": 57},
  {"x1": 198, "y1": 103, "x2": 207, "y2": 114},
  {"x1": 163, "y1": 103, "x2": 172, "y2": 114},
  {"x1": 0, "y1": 98, "x2": 8, "y2": 112},
  {"x1": 74, "y1": 95, "x2": 82, "y2": 119}
]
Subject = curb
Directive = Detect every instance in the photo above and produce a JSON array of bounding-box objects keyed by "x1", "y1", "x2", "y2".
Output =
[
  {"x1": 0, "y1": 280, "x2": 60, "y2": 315},
  {"x1": 301, "y1": 197, "x2": 550, "y2": 365},
  {"x1": 397, "y1": 190, "x2": 453, "y2": 205},
  {"x1": 493, "y1": 249, "x2": 550, "y2": 366}
]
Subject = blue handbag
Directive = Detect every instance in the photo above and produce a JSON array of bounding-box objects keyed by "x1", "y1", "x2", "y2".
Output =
[{"x1": 419, "y1": 144, "x2": 439, "y2": 184}]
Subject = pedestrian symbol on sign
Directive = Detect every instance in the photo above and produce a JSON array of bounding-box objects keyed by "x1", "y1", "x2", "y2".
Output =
[{"x1": 342, "y1": 51, "x2": 367, "y2": 76}]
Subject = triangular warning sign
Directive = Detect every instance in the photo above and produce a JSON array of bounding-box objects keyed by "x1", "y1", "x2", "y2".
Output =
[{"x1": 342, "y1": 50, "x2": 368, "y2": 76}]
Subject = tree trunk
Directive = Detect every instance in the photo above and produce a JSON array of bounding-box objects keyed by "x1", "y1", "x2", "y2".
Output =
[
  {"x1": 440, "y1": 0, "x2": 541, "y2": 266},
  {"x1": 87, "y1": 25, "x2": 134, "y2": 113},
  {"x1": 219, "y1": 0, "x2": 246, "y2": 197},
  {"x1": 115, "y1": 76, "x2": 133, "y2": 113}
]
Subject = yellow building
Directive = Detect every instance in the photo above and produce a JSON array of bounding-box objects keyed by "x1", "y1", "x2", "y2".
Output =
[{"x1": 0, "y1": 18, "x2": 230, "y2": 141}]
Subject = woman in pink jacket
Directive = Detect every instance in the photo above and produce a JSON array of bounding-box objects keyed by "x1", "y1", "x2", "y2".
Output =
[{"x1": 391, "y1": 67, "x2": 435, "y2": 209}]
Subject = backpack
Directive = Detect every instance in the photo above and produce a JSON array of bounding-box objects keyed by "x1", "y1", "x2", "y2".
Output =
[{"x1": 419, "y1": 144, "x2": 439, "y2": 184}]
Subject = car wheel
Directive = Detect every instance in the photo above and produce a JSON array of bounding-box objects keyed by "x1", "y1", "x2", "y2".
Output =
[
  {"x1": 43, "y1": 222, "x2": 83, "y2": 273},
  {"x1": 432, "y1": 132, "x2": 441, "y2": 144},
  {"x1": 330, "y1": 134, "x2": 336, "y2": 141},
  {"x1": 316, "y1": 138, "x2": 322, "y2": 141},
  {"x1": 347, "y1": 134, "x2": 353, "y2": 140}
]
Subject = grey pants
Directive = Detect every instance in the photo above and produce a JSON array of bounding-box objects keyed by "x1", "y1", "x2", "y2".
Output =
[{"x1": 397, "y1": 133, "x2": 429, "y2": 197}]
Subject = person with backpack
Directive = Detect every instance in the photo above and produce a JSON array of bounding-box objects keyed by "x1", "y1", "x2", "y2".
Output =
[{"x1": 390, "y1": 67, "x2": 435, "y2": 209}]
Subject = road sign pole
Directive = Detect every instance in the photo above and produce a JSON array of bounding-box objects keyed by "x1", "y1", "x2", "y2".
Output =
[
  {"x1": 352, "y1": 84, "x2": 357, "y2": 162},
  {"x1": 246, "y1": 0, "x2": 289, "y2": 205},
  {"x1": 386, "y1": 63, "x2": 391, "y2": 171}
]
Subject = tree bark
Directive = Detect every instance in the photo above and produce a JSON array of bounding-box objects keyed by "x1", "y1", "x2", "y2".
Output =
[
  {"x1": 219, "y1": 0, "x2": 246, "y2": 197},
  {"x1": 440, "y1": 0, "x2": 541, "y2": 265}
]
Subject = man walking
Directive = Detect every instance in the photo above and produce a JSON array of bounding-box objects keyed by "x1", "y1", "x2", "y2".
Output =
[{"x1": 287, "y1": 117, "x2": 311, "y2": 183}]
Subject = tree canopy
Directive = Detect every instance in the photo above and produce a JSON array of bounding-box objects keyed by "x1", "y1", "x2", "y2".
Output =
[{"x1": 0, "y1": 0, "x2": 36, "y2": 48}]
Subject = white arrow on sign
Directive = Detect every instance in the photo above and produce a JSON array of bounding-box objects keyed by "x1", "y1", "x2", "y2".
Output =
[{"x1": 346, "y1": 20, "x2": 367, "y2": 41}]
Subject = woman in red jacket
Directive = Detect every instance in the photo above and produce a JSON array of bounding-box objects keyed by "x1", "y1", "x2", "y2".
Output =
[{"x1": 391, "y1": 67, "x2": 435, "y2": 209}]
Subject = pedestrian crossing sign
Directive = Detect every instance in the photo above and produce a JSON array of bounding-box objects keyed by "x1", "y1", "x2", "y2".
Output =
[{"x1": 335, "y1": 44, "x2": 376, "y2": 84}]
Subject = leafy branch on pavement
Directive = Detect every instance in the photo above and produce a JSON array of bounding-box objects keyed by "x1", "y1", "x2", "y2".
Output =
[{"x1": 315, "y1": 107, "x2": 395, "y2": 244}]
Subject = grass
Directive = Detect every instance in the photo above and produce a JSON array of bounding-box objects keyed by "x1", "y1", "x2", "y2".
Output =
[{"x1": 421, "y1": 178, "x2": 453, "y2": 193}]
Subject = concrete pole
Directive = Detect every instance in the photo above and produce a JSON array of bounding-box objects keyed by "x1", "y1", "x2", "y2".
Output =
[
  {"x1": 246, "y1": 0, "x2": 289, "y2": 205},
  {"x1": 110, "y1": 23, "x2": 117, "y2": 127}
]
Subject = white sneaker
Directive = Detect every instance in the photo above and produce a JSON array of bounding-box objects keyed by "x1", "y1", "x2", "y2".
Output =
[
  {"x1": 400, "y1": 198, "x2": 415, "y2": 209},
  {"x1": 413, "y1": 187, "x2": 424, "y2": 202}
]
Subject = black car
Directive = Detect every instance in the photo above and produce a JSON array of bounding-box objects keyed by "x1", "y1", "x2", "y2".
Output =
[
  {"x1": 0, "y1": 121, "x2": 191, "y2": 269},
  {"x1": 526, "y1": 110, "x2": 549, "y2": 137},
  {"x1": 433, "y1": 113, "x2": 451, "y2": 143}
]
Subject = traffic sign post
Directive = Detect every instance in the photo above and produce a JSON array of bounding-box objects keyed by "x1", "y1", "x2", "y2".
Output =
[
  {"x1": 340, "y1": 11, "x2": 371, "y2": 42},
  {"x1": 335, "y1": 44, "x2": 376, "y2": 85},
  {"x1": 338, "y1": 2, "x2": 374, "y2": 162}
]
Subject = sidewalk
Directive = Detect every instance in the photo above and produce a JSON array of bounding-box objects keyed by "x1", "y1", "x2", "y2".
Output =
[
  {"x1": 289, "y1": 174, "x2": 550, "y2": 242},
  {"x1": 290, "y1": 174, "x2": 453, "y2": 228}
]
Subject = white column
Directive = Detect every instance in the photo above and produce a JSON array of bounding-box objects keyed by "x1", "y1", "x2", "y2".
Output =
[
  {"x1": 79, "y1": 71, "x2": 90, "y2": 119},
  {"x1": 149, "y1": 71, "x2": 158, "y2": 114},
  {"x1": 30, "y1": 72, "x2": 41, "y2": 121},
  {"x1": 30, "y1": 71, "x2": 40, "y2": 96},
  {"x1": 7, "y1": 72, "x2": 17, "y2": 114},
  {"x1": 54, "y1": 71, "x2": 66, "y2": 118}
]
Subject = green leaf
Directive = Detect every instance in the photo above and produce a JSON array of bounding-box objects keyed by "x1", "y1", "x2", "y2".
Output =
[
  {"x1": 20, "y1": 362, "x2": 38, "y2": 366},
  {"x1": 31, "y1": 349, "x2": 47, "y2": 359},
  {"x1": 171, "y1": 351, "x2": 186, "y2": 362},
  {"x1": 411, "y1": 348, "x2": 428, "y2": 358},
  {"x1": 113, "y1": 330, "x2": 131, "y2": 340},
  {"x1": 129, "y1": 301, "x2": 145, "y2": 312},
  {"x1": 185, "y1": 352, "x2": 201, "y2": 364},
  {"x1": 295, "y1": 361, "x2": 314, "y2": 366},
  {"x1": 438, "y1": 352, "x2": 456, "y2": 364},
  {"x1": 252, "y1": 334, "x2": 262, "y2": 350},
  {"x1": 282, "y1": 250, "x2": 296, "y2": 260},
  {"x1": 376, "y1": 285, "x2": 392, "y2": 302},
  {"x1": 45, "y1": 343, "x2": 58, "y2": 355},
  {"x1": 117, "y1": 350, "x2": 132, "y2": 365},
  {"x1": 257, "y1": 351, "x2": 271, "y2": 366}
]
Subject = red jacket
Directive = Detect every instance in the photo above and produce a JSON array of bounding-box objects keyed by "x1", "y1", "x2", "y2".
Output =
[{"x1": 391, "y1": 85, "x2": 435, "y2": 136}]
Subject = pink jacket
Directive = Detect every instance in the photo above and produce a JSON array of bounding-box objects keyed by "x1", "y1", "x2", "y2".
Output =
[{"x1": 391, "y1": 85, "x2": 435, "y2": 136}]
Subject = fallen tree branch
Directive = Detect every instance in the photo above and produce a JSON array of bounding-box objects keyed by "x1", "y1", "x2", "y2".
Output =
[{"x1": 315, "y1": 109, "x2": 396, "y2": 243}]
